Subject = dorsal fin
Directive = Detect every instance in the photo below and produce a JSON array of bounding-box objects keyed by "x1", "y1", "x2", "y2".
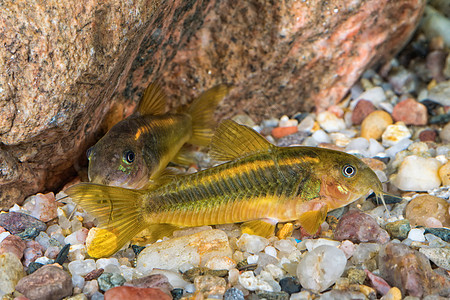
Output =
[
  {"x1": 209, "y1": 120, "x2": 272, "y2": 161},
  {"x1": 137, "y1": 82, "x2": 167, "y2": 115}
]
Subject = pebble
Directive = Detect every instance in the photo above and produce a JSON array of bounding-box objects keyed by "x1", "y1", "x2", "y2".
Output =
[
  {"x1": 380, "y1": 287, "x2": 402, "y2": 300},
  {"x1": 148, "y1": 269, "x2": 190, "y2": 289},
  {"x1": 15, "y1": 265, "x2": 73, "y2": 300},
  {"x1": 440, "y1": 122, "x2": 450, "y2": 143},
  {"x1": 98, "y1": 272, "x2": 126, "y2": 292},
  {"x1": 334, "y1": 210, "x2": 390, "y2": 243},
  {"x1": 296, "y1": 245, "x2": 346, "y2": 292},
  {"x1": 279, "y1": 277, "x2": 301, "y2": 295},
  {"x1": 238, "y1": 271, "x2": 273, "y2": 292},
  {"x1": 389, "y1": 67, "x2": 418, "y2": 94},
  {"x1": 311, "y1": 129, "x2": 331, "y2": 144},
  {"x1": 427, "y1": 50, "x2": 447, "y2": 82},
  {"x1": 104, "y1": 286, "x2": 171, "y2": 300},
  {"x1": 428, "y1": 80, "x2": 450, "y2": 107},
  {"x1": 271, "y1": 126, "x2": 298, "y2": 139},
  {"x1": 421, "y1": 6, "x2": 450, "y2": 48},
  {"x1": 438, "y1": 161, "x2": 450, "y2": 185},
  {"x1": 316, "y1": 111, "x2": 346, "y2": 133},
  {"x1": 361, "y1": 110, "x2": 393, "y2": 140},
  {"x1": 354, "y1": 86, "x2": 387, "y2": 107},
  {"x1": 0, "y1": 234, "x2": 26, "y2": 259},
  {"x1": 418, "y1": 129, "x2": 437, "y2": 142},
  {"x1": 0, "y1": 211, "x2": 46, "y2": 235},
  {"x1": 68, "y1": 259, "x2": 97, "y2": 276},
  {"x1": 194, "y1": 275, "x2": 227, "y2": 297},
  {"x1": 407, "y1": 228, "x2": 426, "y2": 242},
  {"x1": 365, "y1": 269, "x2": 391, "y2": 296},
  {"x1": 419, "y1": 247, "x2": 450, "y2": 270},
  {"x1": 136, "y1": 229, "x2": 232, "y2": 273},
  {"x1": 381, "y1": 122, "x2": 412, "y2": 147},
  {"x1": 124, "y1": 274, "x2": 173, "y2": 295},
  {"x1": 391, "y1": 156, "x2": 442, "y2": 191},
  {"x1": 405, "y1": 195, "x2": 450, "y2": 227},
  {"x1": 0, "y1": 252, "x2": 25, "y2": 295},
  {"x1": 297, "y1": 115, "x2": 315, "y2": 133},
  {"x1": 424, "y1": 227, "x2": 450, "y2": 242},
  {"x1": 385, "y1": 219, "x2": 411, "y2": 240},
  {"x1": 392, "y1": 98, "x2": 428, "y2": 125},
  {"x1": 379, "y1": 242, "x2": 450, "y2": 298},
  {"x1": 22, "y1": 192, "x2": 58, "y2": 222},
  {"x1": 224, "y1": 287, "x2": 245, "y2": 300},
  {"x1": 351, "y1": 100, "x2": 375, "y2": 125},
  {"x1": 204, "y1": 255, "x2": 236, "y2": 270},
  {"x1": 236, "y1": 233, "x2": 269, "y2": 254}
]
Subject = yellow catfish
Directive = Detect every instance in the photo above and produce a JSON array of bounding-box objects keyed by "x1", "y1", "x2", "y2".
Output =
[
  {"x1": 67, "y1": 120, "x2": 385, "y2": 257},
  {"x1": 87, "y1": 83, "x2": 230, "y2": 189}
]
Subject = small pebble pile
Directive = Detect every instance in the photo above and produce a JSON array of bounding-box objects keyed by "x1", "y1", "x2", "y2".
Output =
[{"x1": 1, "y1": 4, "x2": 450, "y2": 300}]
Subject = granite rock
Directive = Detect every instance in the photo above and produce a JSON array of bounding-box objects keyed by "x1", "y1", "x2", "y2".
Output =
[
  {"x1": 0, "y1": 0, "x2": 426, "y2": 208},
  {"x1": 15, "y1": 265, "x2": 73, "y2": 300},
  {"x1": 0, "y1": 211, "x2": 46, "y2": 235}
]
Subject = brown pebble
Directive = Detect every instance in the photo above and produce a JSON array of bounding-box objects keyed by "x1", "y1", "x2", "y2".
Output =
[
  {"x1": 15, "y1": 265, "x2": 73, "y2": 300},
  {"x1": 124, "y1": 274, "x2": 173, "y2": 295},
  {"x1": 392, "y1": 98, "x2": 428, "y2": 125},
  {"x1": 352, "y1": 100, "x2": 376, "y2": 125},
  {"x1": 84, "y1": 268, "x2": 104, "y2": 281},
  {"x1": 418, "y1": 129, "x2": 437, "y2": 142}
]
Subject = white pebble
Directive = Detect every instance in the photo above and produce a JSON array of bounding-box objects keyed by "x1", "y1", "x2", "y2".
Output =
[
  {"x1": 385, "y1": 139, "x2": 413, "y2": 159},
  {"x1": 247, "y1": 254, "x2": 259, "y2": 264},
  {"x1": 274, "y1": 239, "x2": 297, "y2": 253},
  {"x1": 96, "y1": 258, "x2": 120, "y2": 269},
  {"x1": 149, "y1": 269, "x2": 189, "y2": 289},
  {"x1": 381, "y1": 123, "x2": 412, "y2": 147},
  {"x1": 353, "y1": 86, "x2": 387, "y2": 108},
  {"x1": 264, "y1": 246, "x2": 278, "y2": 258},
  {"x1": 368, "y1": 139, "x2": 385, "y2": 157},
  {"x1": 68, "y1": 259, "x2": 97, "y2": 276},
  {"x1": 296, "y1": 245, "x2": 347, "y2": 292},
  {"x1": 185, "y1": 283, "x2": 196, "y2": 293},
  {"x1": 205, "y1": 256, "x2": 236, "y2": 270},
  {"x1": 391, "y1": 155, "x2": 442, "y2": 191},
  {"x1": 72, "y1": 274, "x2": 85, "y2": 289},
  {"x1": 345, "y1": 137, "x2": 369, "y2": 153},
  {"x1": 297, "y1": 115, "x2": 315, "y2": 133},
  {"x1": 236, "y1": 233, "x2": 269, "y2": 254},
  {"x1": 304, "y1": 238, "x2": 341, "y2": 252},
  {"x1": 279, "y1": 115, "x2": 298, "y2": 127},
  {"x1": 312, "y1": 130, "x2": 331, "y2": 144},
  {"x1": 408, "y1": 228, "x2": 426, "y2": 242},
  {"x1": 239, "y1": 271, "x2": 273, "y2": 292},
  {"x1": 0, "y1": 232, "x2": 11, "y2": 243},
  {"x1": 264, "y1": 264, "x2": 285, "y2": 281},
  {"x1": 317, "y1": 111, "x2": 346, "y2": 133},
  {"x1": 330, "y1": 132, "x2": 351, "y2": 147}
]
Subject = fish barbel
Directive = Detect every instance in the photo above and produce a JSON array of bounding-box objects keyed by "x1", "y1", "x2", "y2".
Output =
[
  {"x1": 87, "y1": 83, "x2": 231, "y2": 189},
  {"x1": 67, "y1": 120, "x2": 385, "y2": 258}
]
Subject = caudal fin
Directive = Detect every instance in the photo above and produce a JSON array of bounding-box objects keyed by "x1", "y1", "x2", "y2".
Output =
[
  {"x1": 188, "y1": 84, "x2": 232, "y2": 146},
  {"x1": 65, "y1": 183, "x2": 148, "y2": 258}
]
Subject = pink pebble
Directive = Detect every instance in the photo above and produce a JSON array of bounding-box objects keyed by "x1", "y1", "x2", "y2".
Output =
[{"x1": 365, "y1": 269, "x2": 391, "y2": 295}]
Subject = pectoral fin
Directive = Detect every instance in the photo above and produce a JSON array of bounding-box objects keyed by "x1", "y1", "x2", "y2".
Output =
[
  {"x1": 241, "y1": 219, "x2": 276, "y2": 237},
  {"x1": 297, "y1": 203, "x2": 329, "y2": 235}
]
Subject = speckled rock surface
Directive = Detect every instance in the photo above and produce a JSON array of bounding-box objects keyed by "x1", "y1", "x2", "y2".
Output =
[{"x1": 0, "y1": 0, "x2": 426, "y2": 208}]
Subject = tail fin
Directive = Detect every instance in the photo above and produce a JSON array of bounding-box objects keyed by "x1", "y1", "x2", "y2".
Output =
[
  {"x1": 65, "y1": 183, "x2": 148, "y2": 258},
  {"x1": 187, "y1": 84, "x2": 232, "y2": 146}
]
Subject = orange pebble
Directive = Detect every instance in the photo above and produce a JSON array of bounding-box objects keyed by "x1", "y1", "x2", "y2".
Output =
[{"x1": 271, "y1": 126, "x2": 298, "y2": 139}]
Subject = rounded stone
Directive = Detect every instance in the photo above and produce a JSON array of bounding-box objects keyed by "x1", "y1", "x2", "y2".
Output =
[
  {"x1": 361, "y1": 110, "x2": 393, "y2": 140},
  {"x1": 392, "y1": 98, "x2": 428, "y2": 125},
  {"x1": 405, "y1": 195, "x2": 450, "y2": 227}
]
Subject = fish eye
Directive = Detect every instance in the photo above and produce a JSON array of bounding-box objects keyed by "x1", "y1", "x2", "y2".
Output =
[
  {"x1": 123, "y1": 150, "x2": 135, "y2": 164},
  {"x1": 342, "y1": 164, "x2": 356, "y2": 178},
  {"x1": 86, "y1": 147, "x2": 93, "y2": 160}
]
